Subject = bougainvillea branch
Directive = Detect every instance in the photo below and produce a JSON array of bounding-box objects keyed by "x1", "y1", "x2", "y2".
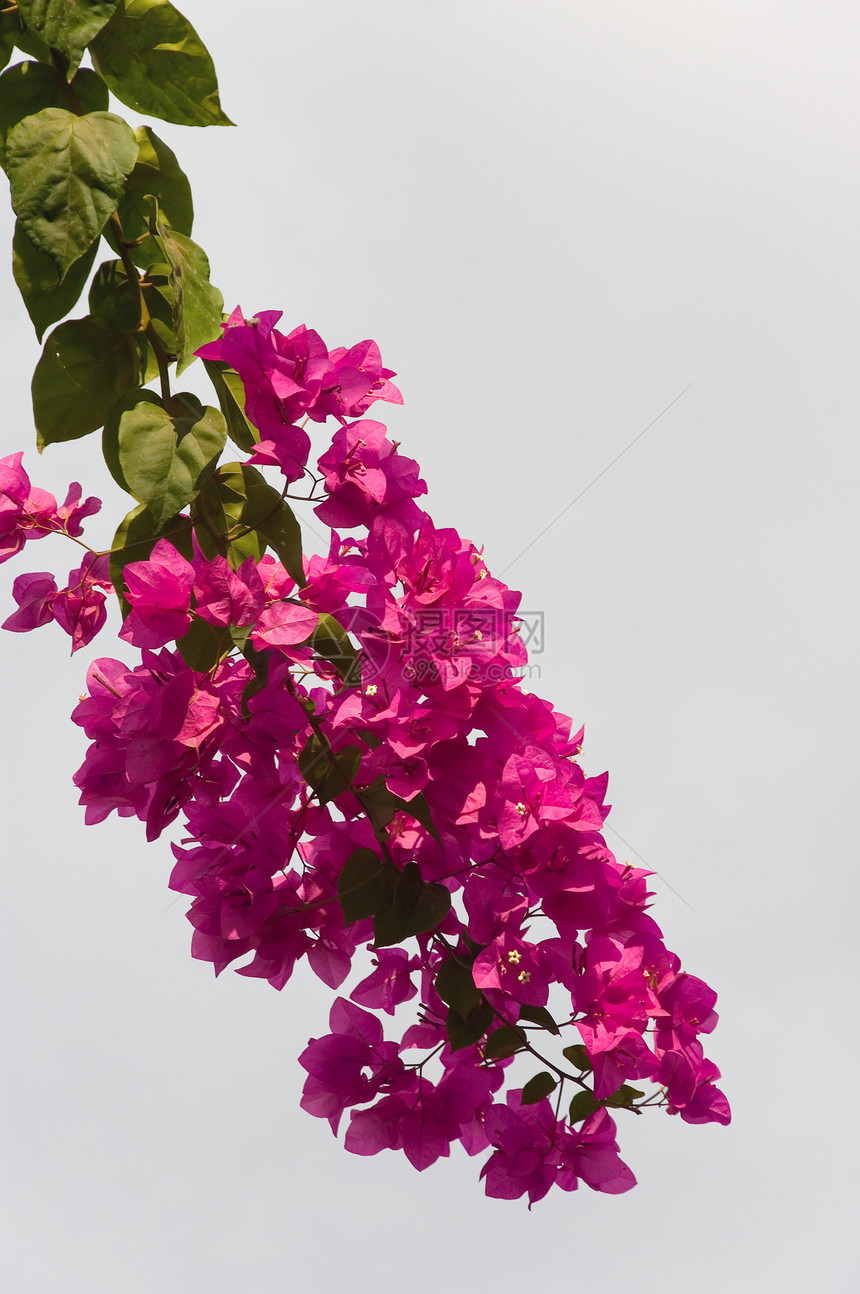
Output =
[{"x1": 0, "y1": 0, "x2": 728, "y2": 1205}]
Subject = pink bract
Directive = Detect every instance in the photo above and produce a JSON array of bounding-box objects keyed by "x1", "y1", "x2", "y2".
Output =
[{"x1": 0, "y1": 313, "x2": 728, "y2": 1206}]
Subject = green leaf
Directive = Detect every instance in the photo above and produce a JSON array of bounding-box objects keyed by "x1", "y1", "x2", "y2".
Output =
[
  {"x1": 140, "y1": 269, "x2": 177, "y2": 357},
  {"x1": 10, "y1": 21, "x2": 53, "y2": 63},
  {"x1": 198, "y1": 462, "x2": 305, "y2": 583},
  {"x1": 68, "y1": 69, "x2": 112, "y2": 114},
  {"x1": 395, "y1": 861, "x2": 451, "y2": 936},
  {"x1": 298, "y1": 735, "x2": 361, "y2": 806},
  {"x1": 435, "y1": 956, "x2": 480, "y2": 1018},
  {"x1": 483, "y1": 1024, "x2": 527, "y2": 1060},
  {"x1": 103, "y1": 390, "x2": 226, "y2": 525},
  {"x1": 87, "y1": 258, "x2": 138, "y2": 330},
  {"x1": 152, "y1": 207, "x2": 221, "y2": 372},
  {"x1": 0, "y1": 61, "x2": 57, "y2": 168},
  {"x1": 0, "y1": 61, "x2": 107, "y2": 170},
  {"x1": 562, "y1": 1044, "x2": 593, "y2": 1071},
  {"x1": 520, "y1": 1072, "x2": 557, "y2": 1106},
  {"x1": 202, "y1": 359, "x2": 258, "y2": 452},
  {"x1": 90, "y1": 0, "x2": 233, "y2": 127},
  {"x1": 568, "y1": 1090, "x2": 599, "y2": 1125},
  {"x1": 32, "y1": 315, "x2": 141, "y2": 449},
  {"x1": 17, "y1": 1, "x2": 117, "y2": 76},
  {"x1": 0, "y1": 12, "x2": 21, "y2": 72},
  {"x1": 7, "y1": 107, "x2": 137, "y2": 275},
  {"x1": 357, "y1": 776, "x2": 402, "y2": 834},
  {"x1": 238, "y1": 641, "x2": 270, "y2": 718},
  {"x1": 109, "y1": 499, "x2": 192, "y2": 613},
  {"x1": 604, "y1": 1084, "x2": 644, "y2": 1109},
  {"x1": 13, "y1": 219, "x2": 99, "y2": 340},
  {"x1": 373, "y1": 861, "x2": 450, "y2": 948},
  {"x1": 518, "y1": 1004, "x2": 561, "y2": 1035},
  {"x1": 175, "y1": 616, "x2": 232, "y2": 671},
  {"x1": 102, "y1": 124, "x2": 192, "y2": 264},
  {"x1": 396, "y1": 789, "x2": 440, "y2": 842},
  {"x1": 88, "y1": 258, "x2": 176, "y2": 379},
  {"x1": 358, "y1": 776, "x2": 441, "y2": 845},
  {"x1": 445, "y1": 1003, "x2": 494, "y2": 1053},
  {"x1": 193, "y1": 466, "x2": 260, "y2": 565},
  {"x1": 310, "y1": 612, "x2": 360, "y2": 684},
  {"x1": 338, "y1": 849, "x2": 398, "y2": 926}
]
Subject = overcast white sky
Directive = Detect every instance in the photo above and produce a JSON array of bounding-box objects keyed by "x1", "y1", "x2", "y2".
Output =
[{"x1": 2, "y1": 1, "x2": 859, "y2": 1289}]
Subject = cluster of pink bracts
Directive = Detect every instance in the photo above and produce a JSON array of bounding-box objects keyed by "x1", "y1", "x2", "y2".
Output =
[{"x1": 0, "y1": 312, "x2": 729, "y2": 1204}]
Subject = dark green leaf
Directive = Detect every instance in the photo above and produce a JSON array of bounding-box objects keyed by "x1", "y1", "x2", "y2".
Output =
[
  {"x1": 239, "y1": 642, "x2": 270, "y2": 718},
  {"x1": 373, "y1": 863, "x2": 451, "y2": 949},
  {"x1": 246, "y1": 472, "x2": 305, "y2": 585},
  {"x1": 32, "y1": 315, "x2": 141, "y2": 448},
  {"x1": 370, "y1": 906, "x2": 400, "y2": 949},
  {"x1": 109, "y1": 500, "x2": 192, "y2": 614},
  {"x1": 520, "y1": 1072, "x2": 557, "y2": 1106},
  {"x1": 311, "y1": 612, "x2": 359, "y2": 683},
  {"x1": 604, "y1": 1084, "x2": 644, "y2": 1109},
  {"x1": 7, "y1": 107, "x2": 137, "y2": 274},
  {"x1": 197, "y1": 462, "x2": 304, "y2": 583},
  {"x1": 202, "y1": 359, "x2": 258, "y2": 452},
  {"x1": 0, "y1": 61, "x2": 58, "y2": 169},
  {"x1": 518, "y1": 1004, "x2": 561, "y2": 1035},
  {"x1": 103, "y1": 390, "x2": 226, "y2": 525},
  {"x1": 298, "y1": 735, "x2": 361, "y2": 806},
  {"x1": 0, "y1": 12, "x2": 20, "y2": 72},
  {"x1": 87, "y1": 257, "x2": 138, "y2": 330},
  {"x1": 88, "y1": 258, "x2": 176, "y2": 378},
  {"x1": 483, "y1": 1024, "x2": 527, "y2": 1060},
  {"x1": 175, "y1": 616, "x2": 232, "y2": 671},
  {"x1": 338, "y1": 848, "x2": 397, "y2": 925},
  {"x1": 445, "y1": 1003, "x2": 494, "y2": 1053},
  {"x1": 10, "y1": 21, "x2": 53, "y2": 63},
  {"x1": 357, "y1": 776, "x2": 400, "y2": 833},
  {"x1": 241, "y1": 467, "x2": 304, "y2": 579},
  {"x1": 562, "y1": 1044, "x2": 593, "y2": 1071},
  {"x1": 103, "y1": 124, "x2": 192, "y2": 262},
  {"x1": 435, "y1": 956, "x2": 480, "y2": 1017},
  {"x1": 17, "y1": 1, "x2": 117, "y2": 76},
  {"x1": 358, "y1": 776, "x2": 440, "y2": 844},
  {"x1": 193, "y1": 466, "x2": 259, "y2": 565},
  {"x1": 394, "y1": 789, "x2": 440, "y2": 843},
  {"x1": 69, "y1": 69, "x2": 112, "y2": 113},
  {"x1": 152, "y1": 208, "x2": 222, "y2": 372},
  {"x1": 568, "y1": 1090, "x2": 599, "y2": 1124},
  {"x1": 141, "y1": 273, "x2": 177, "y2": 358},
  {"x1": 90, "y1": 0, "x2": 233, "y2": 127},
  {"x1": 0, "y1": 61, "x2": 107, "y2": 170},
  {"x1": 393, "y1": 861, "x2": 451, "y2": 938},
  {"x1": 229, "y1": 624, "x2": 251, "y2": 652},
  {"x1": 13, "y1": 219, "x2": 98, "y2": 340}
]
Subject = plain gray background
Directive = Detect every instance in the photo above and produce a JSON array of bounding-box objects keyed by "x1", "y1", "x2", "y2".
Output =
[{"x1": 1, "y1": 1, "x2": 858, "y2": 1289}]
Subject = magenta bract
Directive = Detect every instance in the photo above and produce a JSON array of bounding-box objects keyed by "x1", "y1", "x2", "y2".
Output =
[{"x1": 1, "y1": 314, "x2": 728, "y2": 1204}]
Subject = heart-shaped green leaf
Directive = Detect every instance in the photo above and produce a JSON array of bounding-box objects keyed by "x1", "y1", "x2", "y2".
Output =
[
  {"x1": 103, "y1": 390, "x2": 226, "y2": 526},
  {"x1": 17, "y1": 1, "x2": 117, "y2": 76},
  {"x1": 32, "y1": 315, "x2": 142, "y2": 448},
  {"x1": 8, "y1": 107, "x2": 137, "y2": 274}
]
